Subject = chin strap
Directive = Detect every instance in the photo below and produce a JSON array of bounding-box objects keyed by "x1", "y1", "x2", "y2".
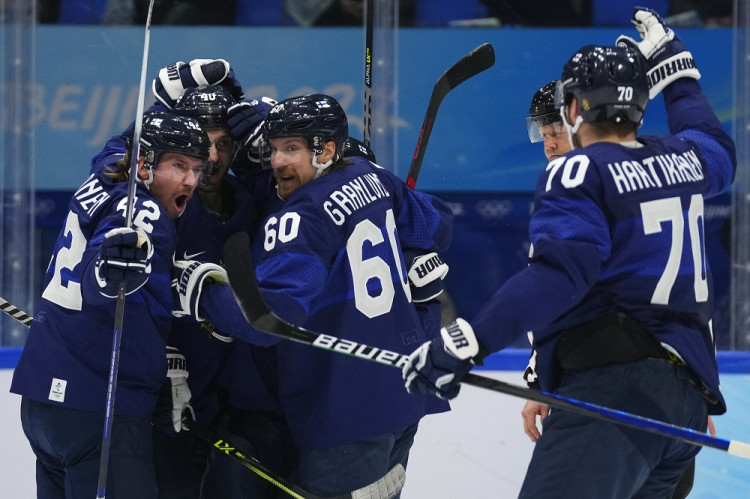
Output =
[
  {"x1": 142, "y1": 167, "x2": 154, "y2": 187},
  {"x1": 560, "y1": 106, "x2": 584, "y2": 150},
  {"x1": 312, "y1": 153, "x2": 334, "y2": 179}
]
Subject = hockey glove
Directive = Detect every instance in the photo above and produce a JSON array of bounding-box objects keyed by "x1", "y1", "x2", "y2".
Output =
[
  {"x1": 407, "y1": 252, "x2": 449, "y2": 303},
  {"x1": 171, "y1": 260, "x2": 229, "y2": 321},
  {"x1": 154, "y1": 346, "x2": 195, "y2": 434},
  {"x1": 616, "y1": 7, "x2": 700, "y2": 99},
  {"x1": 95, "y1": 227, "x2": 153, "y2": 298},
  {"x1": 227, "y1": 98, "x2": 277, "y2": 165},
  {"x1": 402, "y1": 318, "x2": 483, "y2": 400},
  {"x1": 153, "y1": 59, "x2": 244, "y2": 108}
]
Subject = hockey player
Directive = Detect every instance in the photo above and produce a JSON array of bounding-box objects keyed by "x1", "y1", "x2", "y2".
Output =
[
  {"x1": 151, "y1": 84, "x2": 262, "y2": 499},
  {"x1": 10, "y1": 111, "x2": 210, "y2": 498},
  {"x1": 175, "y1": 93, "x2": 453, "y2": 497},
  {"x1": 520, "y1": 79, "x2": 570, "y2": 443},
  {"x1": 198, "y1": 134, "x2": 411, "y2": 499},
  {"x1": 85, "y1": 58, "x2": 274, "y2": 498},
  {"x1": 522, "y1": 77, "x2": 708, "y2": 499},
  {"x1": 402, "y1": 8, "x2": 735, "y2": 498}
]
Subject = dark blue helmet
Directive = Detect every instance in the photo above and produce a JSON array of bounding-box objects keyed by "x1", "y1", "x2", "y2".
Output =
[
  {"x1": 343, "y1": 136, "x2": 377, "y2": 163},
  {"x1": 173, "y1": 85, "x2": 236, "y2": 128},
  {"x1": 263, "y1": 93, "x2": 349, "y2": 158},
  {"x1": 139, "y1": 111, "x2": 210, "y2": 170},
  {"x1": 555, "y1": 45, "x2": 648, "y2": 125}
]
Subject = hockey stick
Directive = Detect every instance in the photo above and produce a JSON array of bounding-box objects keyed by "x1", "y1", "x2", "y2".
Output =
[
  {"x1": 187, "y1": 420, "x2": 405, "y2": 499},
  {"x1": 97, "y1": 1, "x2": 155, "y2": 497},
  {"x1": 405, "y1": 43, "x2": 495, "y2": 189},
  {"x1": 363, "y1": 0, "x2": 374, "y2": 147},
  {"x1": 222, "y1": 231, "x2": 750, "y2": 460},
  {"x1": 1, "y1": 300, "x2": 407, "y2": 498},
  {"x1": 0, "y1": 296, "x2": 32, "y2": 326}
]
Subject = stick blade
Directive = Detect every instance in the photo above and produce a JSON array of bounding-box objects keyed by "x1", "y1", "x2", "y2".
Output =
[{"x1": 442, "y1": 42, "x2": 495, "y2": 90}]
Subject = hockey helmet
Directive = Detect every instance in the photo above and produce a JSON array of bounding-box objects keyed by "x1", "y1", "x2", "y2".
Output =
[
  {"x1": 263, "y1": 94, "x2": 349, "y2": 158},
  {"x1": 139, "y1": 111, "x2": 210, "y2": 172},
  {"x1": 173, "y1": 85, "x2": 236, "y2": 128},
  {"x1": 526, "y1": 80, "x2": 565, "y2": 143},
  {"x1": 343, "y1": 136, "x2": 377, "y2": 163},
  {"x1": 555, "y1": 45, "x2": 648, "y2": 126}
]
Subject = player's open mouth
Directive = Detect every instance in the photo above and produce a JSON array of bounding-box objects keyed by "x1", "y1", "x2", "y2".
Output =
[{"x1": 176, "y1": 195, "x2": 188, "y2": 210}]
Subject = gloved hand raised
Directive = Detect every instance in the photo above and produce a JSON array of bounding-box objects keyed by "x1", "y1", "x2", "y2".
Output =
[
  {"x1": 153, "y1": 346, "x2": 195, "y2": 434},
  {"x1": 402, "y1": 318, "x2": 483, "y2": 400},
  {"x1": 171, "y1": 260, "x2": 229, "y2": 321},
  {"x1": 227, "y1": 97, "x2": 277, "y2": 165},
  {"x1": 153, "y1": 59, "x2": 244, "y2": 108},
  {"x1": 616, "y1": 7, "x2": 700, "y2": 99},
  {"x1": 95, "y1": 227, "x2": 153, "y2": 298}
]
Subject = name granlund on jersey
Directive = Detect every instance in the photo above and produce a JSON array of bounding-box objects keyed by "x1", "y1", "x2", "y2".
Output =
[{"x1": 323, "y1": 172, "x2": 391, "y2": 226}]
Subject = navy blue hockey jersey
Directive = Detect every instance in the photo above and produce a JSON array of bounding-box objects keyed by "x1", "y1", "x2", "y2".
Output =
[
  {"x1": 471, "y1": 79, "x2": 735, "y2": 414},
  {"x1": 11, "y1": 170, "x2": 177, "y2": 418},
  {"x1": 208, "y1": 156, "x2": 453, "y2": 446}
]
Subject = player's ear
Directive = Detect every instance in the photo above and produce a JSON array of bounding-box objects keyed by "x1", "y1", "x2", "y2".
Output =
[
  {"x1": 320, "y1": 140, "x2": 337, "y2": 163},
  {"x1": 566, "y1": 97, "x2": 579, "y2": 123},
  {"x1": 136, "y1": 156, "x2": 149, "y2": 181}
]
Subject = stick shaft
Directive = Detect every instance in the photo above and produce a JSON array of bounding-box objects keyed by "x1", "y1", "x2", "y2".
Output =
[
  {"x1": 96, "y1": 1, "x2": 155, "y2": 496},
  {"x1": 405, "y1": 43, "x2": 494, "y2": 190},
  {"x1": 222, "y1": 231, "x2": 749, "y2": 460},
  {"x1": 0, "y1": 296, "x2": 32, "y2": 326},
  {"x1": 363, "y1": 0, "x2": 374, "y2": 147},
  {"x1": 4, "y1": 282, "x2": 748, "y2": 461}
]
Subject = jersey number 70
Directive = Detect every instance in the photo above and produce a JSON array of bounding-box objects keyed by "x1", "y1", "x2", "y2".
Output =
[{"x1": 641, "y1": 194, "x2": 708, "y2": 305}]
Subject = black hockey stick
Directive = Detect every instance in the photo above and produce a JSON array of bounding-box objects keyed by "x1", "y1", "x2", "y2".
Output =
[
  {"x1": 98, "y1": 1, "x2": 156, "y2": 497},
  {"x1": 222, "y1": 231, "x2": 750, "y2": 460},
  {"x1": 186, "y1": 420, "x2": 405, "y2": 499},
  {"x1": 3, "y1": 300, "x2": 405, "y2": 498},
  {"x1": 406, "y1": 43, "x2": 495, "y2": 189},
  {"x1": 363, "y1": 0, "x2": 374, "y2": 147}
]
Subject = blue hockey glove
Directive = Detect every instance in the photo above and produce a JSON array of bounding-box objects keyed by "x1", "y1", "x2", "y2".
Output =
[
  {"x1": 153, "y1": 59, "x2": 244, "y2": 108},
  {"x1": 402, "y1": 318, "x2": 481, "y2": 400},
  {"x1": 95, "y1": 227, "x2": 152, "y2": 298},
  {"x1": 171, "y1": 260, "x2": 229, "y2": 321},
  {"x1": 227, "y1": 97, "x2": 277, "y2": 164},
  {"x1": 407, "y1": 252, "x2": 449, "y2": 303},
  {"x1": 616, "y1": 7, "x2": 700, "y2": 99},
  {"x1": 154, "y1": 346, "x2": 195, "y2": 434}
]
